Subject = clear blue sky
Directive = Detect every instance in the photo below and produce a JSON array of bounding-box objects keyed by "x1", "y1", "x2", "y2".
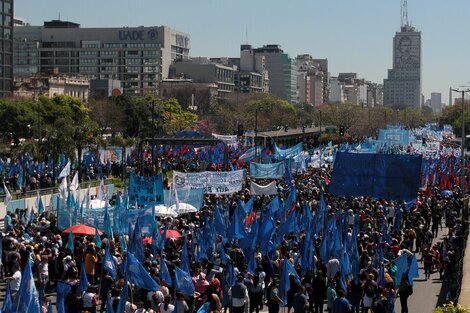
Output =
[{"x1": 15, "y1": 0, "x2": 470, "y2": 104}]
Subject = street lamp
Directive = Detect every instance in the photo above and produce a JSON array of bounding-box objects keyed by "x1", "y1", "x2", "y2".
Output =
[{"x1": 451, "y1": 87, "x2": 469, "y2": 198}]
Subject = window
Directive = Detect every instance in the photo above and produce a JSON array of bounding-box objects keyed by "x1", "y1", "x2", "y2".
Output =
[{"x1": 81, "y1": 40, "x2": 100, "y2": 48}]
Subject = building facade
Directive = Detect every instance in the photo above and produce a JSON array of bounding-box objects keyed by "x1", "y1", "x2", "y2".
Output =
[
  {"x1": 430, "y1": 92, "x2": 442, "y2": 112},
  {"x1": 251, "y1": 45, "x2": 297, "y2": 103},
  {"x1": 14, "y1": 75, "x2": 89, "y2": 101},
  {"x1": 13, "y1": 20, "x2": 190, "y2": 95},
  {"x1": 170, "y1": 60, "x2": 235, "y2": 98},
  {"x1": 0, "y1": 0, "x2": 13, "y2": 97},
  {"x1": 383, "y1": 25, "x2": 422, "y2": 107}
]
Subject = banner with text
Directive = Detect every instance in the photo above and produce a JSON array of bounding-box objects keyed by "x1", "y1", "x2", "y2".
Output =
[
  {"x1": 129, "y1": 173, "x2": 163, "y2": 206},
  {"x1": 212, "y1": 133, "x2": 238, "y2": 146},
  {"x1": 378, "y1": 129, "x2": 410, "y2": 145},
  {"x1": 249, "y1": 162, "x2": 285, "y2": 179},
  {"x1": 173, "y1": 170, "x2": 245, "y2": 194}
]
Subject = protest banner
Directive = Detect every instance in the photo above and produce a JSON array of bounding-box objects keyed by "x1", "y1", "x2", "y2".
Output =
[
  {"x1": 129, "y1": 173, "x2": 163, "y2": 206},
  {"x1": 173, "y1": 170, "x2": 244, "y2": 195},
  {"x1": 274, "y1": 142, "x2": 303, "y2": 159},
  {"x1": 249, "y1": 162, "x2": 284, "y2": 179}
]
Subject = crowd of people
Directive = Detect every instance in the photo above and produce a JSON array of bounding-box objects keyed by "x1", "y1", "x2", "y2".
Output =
[{"x1": 0, "y1": 143, "x2": 468, "y2": 313}]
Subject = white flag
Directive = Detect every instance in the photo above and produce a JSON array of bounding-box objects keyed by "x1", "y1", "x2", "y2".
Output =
[
  {"x1": 70, "y1": 172, "x2": 79, "y2": 191},
  {"x1": 59, "y1": 177, "x2": 68, "y2": 199},
  {"x1": 3, "y1": 183, "x2": 11, "y2": 206},
  {"x1": 58, "y1": 161, "x2": 71, "y2": 179}
]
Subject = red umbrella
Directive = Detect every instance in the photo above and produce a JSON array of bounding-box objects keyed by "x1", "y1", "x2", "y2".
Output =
[
  {"x1": 160, "y1": 229, "x2": 182, "y2": 239},
  {"x1": 63, "y1": 224, "x2": 102, "y2": 235}
]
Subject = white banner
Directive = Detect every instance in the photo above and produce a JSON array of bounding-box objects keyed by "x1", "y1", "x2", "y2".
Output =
[
  {"x1": 250, "y1": 181, "x2": 278, "y2": 196},
  {"x1": 212, "y1": 133, "x2": 238, "y2": 146},
  {"x1": 173, "y1": 170, "x2": 245, "y2": 195}
]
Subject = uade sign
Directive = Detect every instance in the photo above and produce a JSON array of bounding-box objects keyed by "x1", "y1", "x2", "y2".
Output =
[{"x1": 118, "y1": 29, "x2": 158, "y2": 41}]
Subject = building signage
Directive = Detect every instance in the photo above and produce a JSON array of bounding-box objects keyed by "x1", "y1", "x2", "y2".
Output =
[{"x1": 118, "y1": 29, "x2": 158, "y2": 41}]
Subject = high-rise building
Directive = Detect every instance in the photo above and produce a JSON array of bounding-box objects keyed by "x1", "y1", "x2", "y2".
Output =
[
  {"x1": 0, "y1": 0, "x2": 13, "y2": 97},
  {"x1": 430, "y1": 92, "x2": 442, "y2": 112},
  {"x1": 383, "y1": 24, "x2": 422, "y2": 107},
  {"x1": 251, "y1": 44, "x2": 297, "y2": 103},
  {"x1": 13, "y1": 20, "x2": 190, "y2": 95}
]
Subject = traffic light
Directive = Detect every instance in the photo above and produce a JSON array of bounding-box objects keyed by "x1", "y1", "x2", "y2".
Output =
[
  {"x1": 422, "y1": 137, "x2": 426, "y2": 145},
  {"x1": 339, "y1": 125, "x2": 345, "y2": 136},
  {"x1": 237, "y1": 124, "x2": 244, "y2": 136},
  {"x1": 284, "y1": 125, "x2": 289, "y2": 132}
]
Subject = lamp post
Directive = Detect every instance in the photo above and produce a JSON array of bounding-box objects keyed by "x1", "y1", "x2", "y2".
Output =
[
  {"x1": 451, "y1": 88, "x2": 469, "y2": 196},
  {"x1": 254, "y1": 108, "x2": 258, "y2": 162}
]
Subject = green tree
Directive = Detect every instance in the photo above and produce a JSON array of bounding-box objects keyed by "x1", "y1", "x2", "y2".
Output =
[
  {"x1": 441, "y1": 102, "x2": 470, "y2": 137},
  {"x1": 0, "y1": 99, "x2": 35, "y2": 146}
]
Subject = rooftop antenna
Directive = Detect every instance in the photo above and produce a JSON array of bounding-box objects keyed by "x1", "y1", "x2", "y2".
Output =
[
  {"x1": 58, "y1": 12, "x2": 61, "y2": 20},
  {"x1": 400, "y1": 0, "x2": 409, "y2": 27}
]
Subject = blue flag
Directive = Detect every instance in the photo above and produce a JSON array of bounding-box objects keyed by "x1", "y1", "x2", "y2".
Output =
[
  {"x1": 103, "y1": 248, "x2": 117, "y2": 279},
  {"x1": 197, "y1": 302, "x2": 210, "y2": 313},
  {"x1": 104, "y1": 205, "x2": 114, "y2": 240},
  {"x1": 106, "y1": 296, "x2": 115, "y2": 313},
  {"x1": 2, "y1": 282, "x2": 13, "y2": 313},
  {"x1": 181, "y1": 240, "x2": 190, "y2": 273},
  {"x1": 95, "y1": 227, "x2": 102, "y2": 248},
  {"x1": 126, "y1": 252, "x2": 159, "y2": 291},
  {"x1": 228, "y1": 206, "x2": 246, "y2": 240},
  {"x1": 67, "y1": 232, "x2": 74, "y2": 251},
  {"x1": 280, "y1": 257, "x2": 300, "y2": 304},
  {"x1": 79, "y1": 262, "x2": 90, "y2": 294},
  {"x1": 133, "y1": 219, "x2": 145, "y2": 262},
  {"x1": 408, "y1": 255, "x2": 419, "y2": 285},
  {"x1": 174, "y1": 266, "x2": 195, "y2": 296},
  {"x1": 56, "y1": 281, "x2": 72, "y2": 313},
  {"x1": 14, "y1": 257, "x2": 41, "y2": 313},
  {"x1": 116, "y1": 276, "x2": 129, "y2": 313},
  {"x1": 38, "y1": 197, "x2": 45, "y2": 215},
  {"x1": 160, "y1": 257, "x2": 173, "y2": 286}
]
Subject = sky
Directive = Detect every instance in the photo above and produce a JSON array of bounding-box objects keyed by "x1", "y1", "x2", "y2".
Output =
[{"x1": 15, "y1": 0, "x2": 470, "y2": 104}]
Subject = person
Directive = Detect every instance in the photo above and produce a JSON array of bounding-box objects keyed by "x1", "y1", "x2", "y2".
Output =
[
  {"x1": 362, "y1": 274, "x2": 377, "y2": 313},
  {"x1": 203, "y1": 284, "x2": 222, "y2": 313},
  {"x1": 327, "y1": 256, "x2": 341, "y2": 280},
  {"x1": 311, "y1": 270, "x2": 327, "y2": 313},
  {"x1": 266, "y1": 277, "x2": 283, "y2": 313},
  {"x1": 397, "y1": 274, "x2": 412, "y2": 313},
  {"x1": 82, "y1": 286, "x2": 99, "y2": 313},
  {"x1": 5, "y1": 263, "x2": 21, "y2": 299},
  {"x1": 41, "y1": 297, "x2": 51, "y2": 313},
  {"x1": 174, "y1": 292, "x2": 189, "y2": 313},
  {"x1": 326, "y1": 280, "x2": 337, "y2": 313},
  {"x1": 99, "y1": 271, "x2": 114, "y2": 313},
  {"x1": 85, "y1": 244, "x2": 98, "y2": 285},
  {"x1": 332, "y1": 289, "x2": 351, "y2": 313},
  {"x1": 248, "y1": 274, "x2": 263, "y2": 313},
  {"x1": 293, "y1": 285, "x2": 308, "y2": 313},
  {"x1": 65, "y1": 284, "x2": 83, "y2": 313},
  {"x1": 229, "y1": 275, "x2": 249, "y2": 313},
  {"x1": 158, "y1": 295, "x2": 175, "y2": 313},
  {"x1": 423, "y1": 248, "x2": 433, "y2": 280}
]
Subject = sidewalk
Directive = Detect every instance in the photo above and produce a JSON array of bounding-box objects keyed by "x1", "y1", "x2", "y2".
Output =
[{"x1": 459, "y1": 229, "x2": 470, "y2": 307}]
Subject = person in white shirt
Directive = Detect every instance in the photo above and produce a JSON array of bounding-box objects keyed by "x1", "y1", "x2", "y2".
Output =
[{"x1": 5, "y1": 264, "x2": 21, "y2": 299}]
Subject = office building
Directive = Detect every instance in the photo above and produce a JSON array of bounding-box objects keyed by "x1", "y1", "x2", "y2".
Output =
[
  {"x1": 13, "y1": 20, "x2": 190, "y2": 95},
  {"x1": 170, "y1": 59, "x2": 235, "y2": 98},
  {"x1": 251, "y1": 44, "x2": 297, "y2": 103},
  {"x1": 383, "y1": 24, "x2": 422, "y2": 107},
  {"x1": 240, "y1": 45, "x2": 269, "y2": 93},
  {"x1": 1, "y1": 0, "x2": 13, "y2": 97},
  {"x1": 429, "y1": 92, "x2": 443, "y2": 112}
]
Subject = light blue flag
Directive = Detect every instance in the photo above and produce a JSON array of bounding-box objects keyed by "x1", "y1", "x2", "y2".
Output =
[
  {"x1": 106, "y1": 296, "x2": 115, "y2": 313},
  {"x1": 116, "y1": 276, "x2": 128, "y2": 313},
  {"x1": 67, "y1": 232, "x2": 74, "y2": 251},
  {"x1": 408, "y1": 255, "x2": 419, "y2": 285},
  {"x1": 181, "y1": 240, "x2": 190, "y2": 273},
  {"x1": 174, "y1": 266, "x2": 195, "y2": 296},
  {"x1": 2, "y1": 282, "x2": 13, "y2": 313},
  {"x1": 56, "y1": 281, "x2": 72, "y2": 313},
  {"x1": 38, "y1": 196, "x2": 45, "y2": 215},
  {"x1": 160, "y1": 257, "x2": 173, "y2": 286},
  {"x1": 103, "y1": 248, "x2": 117, "y2": 279},
  {"x1": 95, "y1": 227, "x2": 102, "y2": 248},
  {"x1": 79, "y1": 262, "x2": 90, "y2": 294},
  {"x1": 14, "y1": 257, "x2": 41, "y2": 313},
  {"x1": 197, "y1": 302, "x2": 210, "y2": 313},
  {"x1": 126, "y1": 252, "x2": 159, "y2": 291}
]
